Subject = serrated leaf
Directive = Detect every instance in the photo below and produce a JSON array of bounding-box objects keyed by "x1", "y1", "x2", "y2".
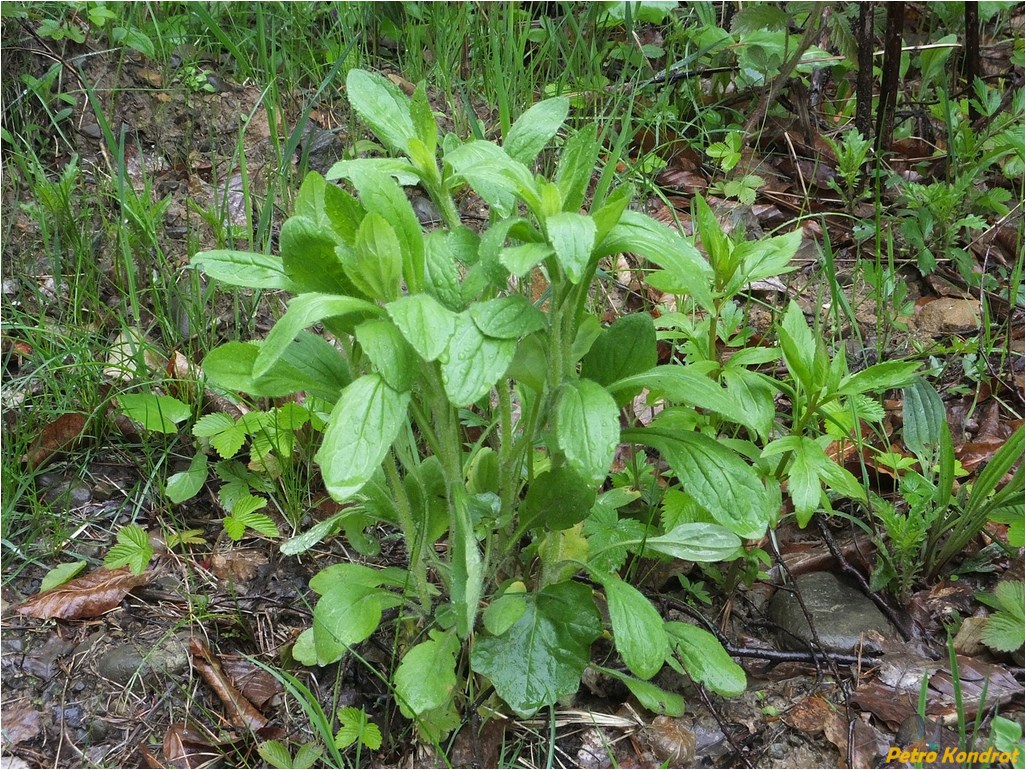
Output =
[
  {"x1": 104, "y1": 524, "x2": 154, "y2": 575},
  {"x1": 504, "y1": 98, "x2": 569, "y2": 166},
  {"x1": 315, "y1": 374, "x2": 410, "y2": 502},
  {"x1": 166, "y1": 452, "x2": 209, "y2": 504},
  {"x1": 471, "y1": 581, "x2": 600, "y2": 718},
  {"x1": 440, "y1": 313, "x2": 516, "y2": 406},
  {"x1": 556, "y1": 379, "x2": 619, "y2": 485},
  {"x1": 118, "y1": 393, "x2": 191, "y2": 434},
  {"x1": 334, "y1": 706, "x2": 383, "y2": 751},
  {"x1": 601, "y1": 575, "x2": 668, "y2": 679},
  {"x1": 981, "y1": 612, "x2": 1025, "y2": 653},
  {"x1": 256, "y1": 740, "x2": 293, "y2": 769},
  {"x1": 666, "y1": 621, "x2": 746, "y2": 696},
  {"x1": 193, "y1": 413, "x2": 246, "y2": 458}
]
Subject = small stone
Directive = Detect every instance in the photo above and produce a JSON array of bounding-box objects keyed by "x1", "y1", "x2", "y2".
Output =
[
  {"x1": 96, "y1": 634, "x2": 190, "y2": 686},
  {"x1": 412, "y1": 195, "x2": 441, "y2": 225},
  {"x1": 915, "y1": 297, "x2": 981, "y2": 336},
  {"x1": 769, "y1": 572, "x2": 896, "y2": 653}
]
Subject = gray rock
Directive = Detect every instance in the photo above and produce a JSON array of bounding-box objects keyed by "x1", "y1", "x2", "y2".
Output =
[
  {"x1": 769, "y1": 572, "x2": 895, "y2": 653},
  {"x1": 96, "y1": 634, "x2": 190, "y2": 686}
]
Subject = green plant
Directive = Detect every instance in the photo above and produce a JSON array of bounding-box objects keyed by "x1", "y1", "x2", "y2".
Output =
[
  {"x1": 870, "y1": 378, "x2": 1025, "y2": 598},
  {"x1": 182, "y1": 68, "x2": 922, "y2": 749},
  {"x1": 977, "y1": 580, "x2": 1025, "y2": 654}
]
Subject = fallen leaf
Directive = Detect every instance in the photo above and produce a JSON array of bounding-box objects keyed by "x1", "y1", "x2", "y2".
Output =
[
  {"x1": 1, "y1": 700, "x2": 42, "y2": 745},
  {"x1": 23, "y1": 413, "x2": 87, "y2": 469},
  {"x1": 16, "y1": 566, "x2": 151, "y2": 620},
  {"x1": 163, "y1": 723, "x2": 222, "y2": 769},
  {"x1": 190, "y1": 637, "x2": 268, "y2": 731},
  {"x1": 221, "y1": 656, "x2": 282, "y2": 710}
]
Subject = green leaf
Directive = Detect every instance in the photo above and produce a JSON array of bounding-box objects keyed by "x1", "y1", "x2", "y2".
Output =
[
  {"x1": 254, "y1": 294, "x2": 381, "y2": 379},
  {"x1": 902, "y1": 377, "x2": 946, "y2": 466},
  {"x1": 193, "y1": 413, "x2": 247, "y2": 458},
  {"x1": 346, "y1": 212, "x2": 404, "y2": 302},
  {"x1": 982, "y1": 612, "x2": 1025, "y2": 653},
  {"x1": 440, "y1": 313, "x2": 517, "y2": 406},
  {"x1": 504, "y1": 98, "x2": 569, "y2": 166},
  {"x1": 597, "y1": 211, "x2": 713, "y2": 312},
  {"x1": 118, "y1": 393, "x2": 191, "y2": 434},
  {"x1": 309, "y1": 563, "x2": 411, "y2": 594},
  {"x1": 425, "y1": 230, "x2": 463, "y2": 310},
  {"x1": 410, "y1": 82, "x2": 438, "y2": 156},
  {"x1": 394, "y1": 630, "x2": 460, "y2": 717},
  {"x1": 623, "y1": 427, "x2": 776, "y2": 540},
  {"x1": 312, "y1": 582, "x2": 403, "y2": 665},
  {"x1": 778, "y1": 302, "x2": 817, "y2": 394},
  {"x1": 346, "y1": 69, "x2": 416, "y2": 155},
  {"x1": 838, "y1": 360, "x2": 920, "y2": 397},
  {"x1": 191, "y1": 249, "x2": 293, "y2": 290},
  {"x1": 555, "y1": 125, "x2": 601, "y2": 212},
  {"x1": 315, "y1": 374, "x2": 411, "y2": 502},
  {"x1": 521, "y1": 466, "x2": 597, "y2": 531},
  {"x1": 354, "y1": 319, "x2": 416, "y2": 392},
  {"x1": 583, "y1": 503, "x2": 646, "y2": 573},
  {"x1": 350, "y1": 172, "x2": 424, "y2": 293},
  {"x1": 326, "y1": 157, "x2": 420, "y2": 188},
  {"x1": 694, "y1": 195, "x2": 731, "y2": 276},
  {"x1": 737, "y1": 228, "x2": 802, "y2": 283},
  {"x1": 334, "y1": 706, "x2": 382, "y2": 751},
  {"x1": 722, "y1": 367, "x2": 776, "y2": 443},
  {"x1": 499, "y1": 242, "x2": 555, "y2": 277},
  {"x1": 225, "y1": 508, "x2": 280, "y2": 541},
  {"x1": 166, "y1": 452, "x2": 209, "y2": 504},
  {"x1": 762, "y1": 436, "x2": 866, "y2": 525},
  {"x1": 256, "y1": 740, "x2": 294, "y2": 770},
  {"x1": 580, "y1": 313, "x2": 657, "y2": 388},
  {"x1": 483, "y1": 584, "x2": 529, "y2": 636},
  {"x1": 641, "y1": 523, "x2": 742, "y2": 561},
  {"x1": 596, "y1": 666, "x2": 685, "y2": 716},
  {"x1": 666, "y1": 621, "x2": 746, "y2": 696},
  {"x1": 471, "y1": 581, "x2": 601, "y2": 718},
  {"x1": 601, "y1": 574, "x2": 668, "y2": 679},
  {"x1": 546, "y1": 211, "x2": 597, "y2": 283},
  {"x1": 387, "y1": 294, "x2": 458, "y2": 362},
  {"x1": 470, "y1": 296, "x2": 546, "y2": 339},
  {"x1": 279, "y1": 215, "x2": 356, "y2": 295},
  {"x1": 39, "y1": 561, "x2": 88, "y2": 592},
  {"x1": 445, "y1": 140, "x2": 539, "y2": 216},
  {"x1": 104, "y1": 524, "x2": 154, "y2": 574},
  {"x1": 556, "y1": 379, "x2": 620, "y2": 485},
  {"x1": 451, "y1": 488, "x2": 484, "y2": 639}
]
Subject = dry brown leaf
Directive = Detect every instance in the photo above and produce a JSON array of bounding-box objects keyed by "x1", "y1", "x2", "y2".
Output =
[
  {"x1": 16, "y1": 566, "x2": 151, "y2": 620},
  {"x1": 163, "y1": 723, "x2": 222, "y2": 769},
  {"x1": 2, "y1": 700, "x2": 43, "y2": 745},
  {"x1": 22, "y1": 413, "x2": 87, "y2": 469},
  {"x1": 221, "y1": 656, "x2": 282, "y2": 710},
  {"x1": 190, "y1": 637, "x2": 268, "y2": 731},
  {"x1": 641, "y1": 716, "x2": 696, "y2": 766}
]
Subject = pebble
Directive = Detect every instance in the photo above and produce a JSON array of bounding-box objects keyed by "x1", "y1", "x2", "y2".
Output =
[
  {"x1": 96, "y1": 633, "x2": 190, "y2": 686},
  {"x1": 769, "y1": 572, "x2": 895, "y2": 653}
]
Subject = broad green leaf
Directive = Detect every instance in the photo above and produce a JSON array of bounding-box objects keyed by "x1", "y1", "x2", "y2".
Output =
[
  {"x1": 521, "y1": 466, "x2": 597, "y2": 531},
  {"x1": 387, "y1": 294, "x2": 458, "y2": 362},
  {"x1": 483, "y1": 585, "x2": 529, "y2": 636},
  {"x1": 354, "y1": 319, "x2": 416, "y2": 392},
  {"x1": 504, "y1": 98, "x2": 569, "y2": 166},
  {"x1": 666, "y1": 621, "x2": 746, "y2": 696},
  {"x1": 409, "y1": 81, "x2": 438, "y2": 156},
  {"x1": 591, "y1": 184, "x2": 633, "y2": 244},
  {"x1": 118, "y1": 394, "x2": 191, "y2": 434},
  {"x1": 500, "y1": 242, "x2": 555, "y2": 276},
  {"x1": 256, "y1": 740, "x2": 294, "y2": 769},
  {"x1": 350, "y1": 172, "x2": 424, "y2": 293},
  {"x1": 901, "y1": 377, "x2": 946, "y2": 465},
  {"x1": 470, "y1": 296, "x2": 546, "y2": 339},
  {"x1": 580, "y1": 313, "x2": 657, "y2": 388},
  {"x1": 641, "y1": 523, "x2": 742, "y2": 561},
  {"x1": 347, "y1": 212, "x2": 404, "y2": 302},
  {"x1": 279, "y1": 215, "x2": 355, "y2": 295},
  {"x1": 722, "y1": 367, "x2": 776, "y2": 442},
  {"x1": 312, "y1": 582, "x2": 403, "y2": 665},
  {"x1": 471, "y1": 581, "x2": 601, "y2": 718},
  {"x1": 735, "y1": 228, "x2": 802, "y2": 283},
  {"x1": 451, "y1": 488, "x2": 483, "y2": 639},
  {"x1": 538, "y1": 524, "x2": 590, "y2": 586},
  {"x1": 345, "y1": 69, "x2": 416, "y2": 154},
  {"x1": 193, "y1": 413, "x2": 246, "y2": 458},
  {"x1": 394, "y1": 630, "x2": 460, "y2": 717},
  {"x1": 597, "y1": 211, "x2": 713, "y2": 311},
  {"x1": 425, "y1": 231, "x2": 463, "y2": 310},
  {"x1": 778, "y1": 302, "x2": 817, "y2": 394},
  {"x1": 440, "y1": 313, "x2": 516, "y2": 406},
  {"x1": 601, "y1": 575, "x2": 668, "y2": 679},
  {"x1": 310, "y1": 563, "x2": 411, "y2": 594},
  {"x1": 546, "y1": 211, "x2": 597, "y2": 283},
  {"x1": 623, "y1": 427, "x2": 776, "y2": 540},
  {"x1": 583, "y1": 503, "x2": 647, "y2": 573},
  {"x1": 326, "y1": 157, "x2": 420, "y2": 188},
  {"x1": 280, "y1": 513, "x2": 345, "y2": 556},
  {"x1": 191, "y1": 249, "x2": 292, "y2": 290},
  {"x1": 39, "y1": 561, "x2": 88, "y2": 593},
  {"x1": 762, "y1": 435, "x2": 866, "y2": 526},
  {"x1": 254, "y1": 294, "x2": 381, "y2": 378},
  {"x1": 445, "y1": 140, "x2": 540, "y2": 216},
  {"x1": 294, "y1": 170, "x2": 363, "y2": 244},
  {"x1": 555, "y1": 125, "x2": 601, "y2": 212},
  {"x1": 506, "y1": 331, "x2": 548, "y2": 392},
  {"x1": 316, "y1": 374, "x2": 410, "y2": 502},
  {"x1": 694, "y1": 195, "x2": 731, "y2": 280},
  {"x1": 166, "y1": 452, "x2": 209, "y2": 504},
  {"x1": 838, "y1": 360, "x2": 920, "y2": 397},
  {"x1": 596, "y1": 666, "x2": 685, "y2": 716},
  {"x1": 556, "y1": 379, "x2": 619, "y2": 485}
]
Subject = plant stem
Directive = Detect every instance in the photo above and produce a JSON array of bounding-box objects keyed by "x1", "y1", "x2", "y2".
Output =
[{"x1": 384, "y1": 451, "x2": 432, "y2": 613}]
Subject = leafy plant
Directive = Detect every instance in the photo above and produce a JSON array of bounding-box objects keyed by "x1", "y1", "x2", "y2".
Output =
[{"x1": 978, "y1": 581, "x2": 1025, "y2": 654}]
